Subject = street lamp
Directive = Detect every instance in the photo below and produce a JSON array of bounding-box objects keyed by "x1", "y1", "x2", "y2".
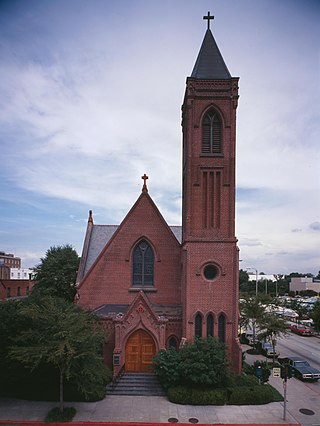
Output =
[{"x1": 247, "y1": 267, "x2": 258, "y2": 296}]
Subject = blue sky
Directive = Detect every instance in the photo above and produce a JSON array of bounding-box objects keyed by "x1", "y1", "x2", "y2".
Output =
[{"x1": 0, "y1": 0, "x2": 319, "y2": 275}]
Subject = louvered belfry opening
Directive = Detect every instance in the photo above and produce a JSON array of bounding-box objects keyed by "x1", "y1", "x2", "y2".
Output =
[{"x1": 202, "y1": 109, "x2": 222, "y2": 154}]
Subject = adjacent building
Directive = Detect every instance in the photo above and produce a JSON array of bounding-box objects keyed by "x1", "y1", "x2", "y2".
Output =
[{"x1": 290, "y1": 277, "x2": 320, "y2": 294}]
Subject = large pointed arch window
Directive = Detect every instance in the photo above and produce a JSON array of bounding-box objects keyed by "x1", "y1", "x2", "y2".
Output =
[
  {"x1": 202, "y1": 109, "x2": 222, "y2": 154},
  {"x1": 132, "y1": 240, "x2": 154, "y2": 287}
]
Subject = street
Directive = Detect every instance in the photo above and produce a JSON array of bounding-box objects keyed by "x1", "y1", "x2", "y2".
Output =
[
  {"x1": 244, "y1": 331, "x2": 320, "y2": 426},
  {"x1": 276, "y1": 331, "x2": 320, "y2": 369}
]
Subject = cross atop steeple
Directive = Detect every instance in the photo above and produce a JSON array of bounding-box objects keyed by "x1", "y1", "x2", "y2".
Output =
[
  {"x1": 203, "y1": 11, "x2": 214, "y2": 30},
  {"x1": 141, "y1": 173, "x2": 148, "y2": 193}
]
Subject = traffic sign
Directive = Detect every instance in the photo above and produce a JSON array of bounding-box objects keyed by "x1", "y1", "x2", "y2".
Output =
[{"x1": 273, "y1": 367, "x2": 281, "y2": 378}]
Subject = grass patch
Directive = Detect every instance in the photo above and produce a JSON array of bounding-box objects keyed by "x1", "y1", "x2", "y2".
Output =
[{"x1": 44, "y1": 407, "x2": 76, "y2": 422}]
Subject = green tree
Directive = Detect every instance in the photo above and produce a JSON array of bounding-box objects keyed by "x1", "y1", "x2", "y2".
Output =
[
  {"x1": 32, "y1": 245, "x2": 80, "y2": 302},
  {"x1": 260, "y1": 314, "x2": 288, "y2": 364},
  {"x1": 0, "y1": 300, "x2": 30, "y2": 395},
  {"x1": 10, "y1": 297, "x2": 108, "y2": 412},
  {"x1": 287, "y1": 298, "x2": 309, "y2": 320},
  {"x1": 310, "y1": 300, "x2": 320, "y2": 333},
  {"x1": 239, "y1": 297, "x2": 266, "y2": 350}
]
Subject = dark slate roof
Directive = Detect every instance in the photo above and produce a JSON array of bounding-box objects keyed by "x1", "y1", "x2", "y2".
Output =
[
  {"x1": 191, "y1": 29, "x2": 231, "y2": 79},
  {"x1": 84, "y1": 224, "x2": 182, "y2": 276},
  {"x1": 84, "y1": 225, "x2": 118, "y2": 275}
]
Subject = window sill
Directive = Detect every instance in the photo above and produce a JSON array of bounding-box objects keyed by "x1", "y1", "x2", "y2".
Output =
[
  {"x1": 129, "y1": 287, "x2": 157, "y2": 293},
  {"x1": 200, "y1": 153, "x2": 224, "y2": 157}
]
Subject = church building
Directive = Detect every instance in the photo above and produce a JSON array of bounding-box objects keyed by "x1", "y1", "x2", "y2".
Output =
[{"x1": 76, "y1": 13, "x2": 242, "y2": 377}]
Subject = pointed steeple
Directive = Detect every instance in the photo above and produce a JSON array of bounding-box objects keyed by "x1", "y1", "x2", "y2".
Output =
[{"x1": 191, "y1": 28, "x2": 231, "y2": 80}]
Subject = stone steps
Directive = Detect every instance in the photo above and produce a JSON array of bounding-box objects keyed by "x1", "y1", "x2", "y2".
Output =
[{"x1": 106, "y1": 372, "x2": 165, "y2": 396}]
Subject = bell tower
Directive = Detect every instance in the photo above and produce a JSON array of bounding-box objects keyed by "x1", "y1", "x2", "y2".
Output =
[{"x1": 181, "y1": 13, "x2": 241, "y2": 372}]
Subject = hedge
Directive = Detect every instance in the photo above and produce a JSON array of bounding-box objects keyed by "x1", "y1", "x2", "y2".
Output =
[
  {"x1": 167, "y1": 383, "x2": 283, "y2": 405},
  {"x1": 167, "y1": 386, "x2": 226, "y2": 405},
  {"x1": 228, "y1": 384, "x2": 283, "y2": 405}
]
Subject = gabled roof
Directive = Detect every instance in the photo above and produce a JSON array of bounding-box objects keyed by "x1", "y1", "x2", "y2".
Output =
[
  {"x1": 76, "y1": 190, "x2": 182, "y2": 282},
  {"x1": 191, "y1": 29, "x2": 231, "y2": 79}
]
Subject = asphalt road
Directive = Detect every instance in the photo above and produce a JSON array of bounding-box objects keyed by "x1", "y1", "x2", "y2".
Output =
[{"x1": 276, "y1": 331, "x2": 320, "y2": 369}]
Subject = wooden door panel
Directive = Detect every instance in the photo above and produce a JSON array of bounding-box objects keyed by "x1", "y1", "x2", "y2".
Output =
[{"x1": 125, "y1": 330, "x2": 156, "y2": 372}]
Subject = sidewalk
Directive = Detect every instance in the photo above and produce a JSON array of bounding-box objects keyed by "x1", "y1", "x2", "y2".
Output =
[{"x1": 0, "y1": 392, "x2": 298, "y2": 425}]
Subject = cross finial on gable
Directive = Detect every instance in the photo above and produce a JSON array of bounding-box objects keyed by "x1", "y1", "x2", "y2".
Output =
[
  {"x1": 203, "y1": 11, "x2": 214, "y2": 30},
  {"x1": 141, "y1": 173, "x2": 148, "y2": 193}
]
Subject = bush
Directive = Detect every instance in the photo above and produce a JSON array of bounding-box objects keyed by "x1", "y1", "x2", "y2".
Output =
[
  {"x1": 168, "y1": 386, "x2": 226, "y2": 405},
  {"x1": 153, "y1": 347, "x2": 181, "y2": 389},
  {"x1": 227, "y1": 373, "x2": 259, "y2": 388},
  {"x1": 44, "y1": 406, "x2": 76, "y2": 422},
  {"x1": 243, "y1": 360, "x2": 271, "y2": 383},
  {"x1": 228, "y1": 384, "x2": 283, "y2": 405},
  {"x1": 153, "y1": 337, "x2": 230, "y2": 389}
]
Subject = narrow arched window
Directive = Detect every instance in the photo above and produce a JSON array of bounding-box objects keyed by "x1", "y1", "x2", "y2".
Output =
[
  {"x1": 218, "y1": 314, "x2": 226, "y2": 343},
  {"x1": 195, "y1": 313, "x2": 202, "y2": 338},
  {"x1": 206, "y1": 314, "x2": 214, "y2": 337},
  {"x1": 132, "y1": 240, "x2": 154, "y2": 286},
  {"x1": 168, "y1": 336, "x2": 178, "y2": 350},
  {"x1": 202, "y1": 109, "x2": 222, "y2": 154}
]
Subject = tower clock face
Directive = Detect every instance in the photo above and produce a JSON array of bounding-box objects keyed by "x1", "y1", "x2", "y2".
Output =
[{"x1": 203, "y1": 264, "x2": 219, "y2": 280}]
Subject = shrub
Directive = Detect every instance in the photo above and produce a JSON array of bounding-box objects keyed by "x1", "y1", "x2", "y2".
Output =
[
  {"x1": 44, "y1": 406, "x2": 76, "y2": 422},
  {"x1": 227, "y1": 373, "x2": 259, "y2": 388},
  {"x1": 227, "y1": 384, "x2": 283, "y2": 405},
  {"x1": 243, "y1": 360, "x2": 271, "y2": 383},
  {"x1": 153, "y1": 337, "x2": 230, "y2": 389},
  {"x1": 153, "y1": 347, "x2": 181, "y2": 389},
  {"x1": 168, "y1": 386, "x2": 226, "y2": 405}
]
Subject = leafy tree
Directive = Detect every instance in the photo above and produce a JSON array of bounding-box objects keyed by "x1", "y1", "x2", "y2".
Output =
[
  {"x1": 287, "y1": 298, "x2": 309, "y2": 320},
  {"x1": 260, "y1": 314, "x2": 288, "y2": 364},
  {"x1": 0, "y1": 300, "x2": 31, "y2": 395},
  {"x1": 32, "y1": 245, "x2": 80, "y2": 302},
  {"x1": 310, "y1": 300, "x2": 320, "y2": 333},
  {"x1": 239, "y1": 297, "x2": 266, "y2": 350},
  {"x1": 299, "y1": 289, "x2": 318, "y2": 297},
  {"x1": 9, "y1": 297, "x2": 109, "y2": 412}
]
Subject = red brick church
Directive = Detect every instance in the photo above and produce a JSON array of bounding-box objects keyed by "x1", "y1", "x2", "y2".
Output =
[{"x1": 76, "y1": 14, "x2": 242, "y2": 377}]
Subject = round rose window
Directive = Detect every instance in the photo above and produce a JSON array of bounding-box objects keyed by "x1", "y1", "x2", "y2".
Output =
[{"x1": 203, "y1": 264, "x2": 219, "y2": 280}]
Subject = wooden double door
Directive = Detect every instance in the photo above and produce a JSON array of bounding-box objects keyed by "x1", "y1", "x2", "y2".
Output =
[{"x1": 125, "y1": 329, "x2": 156, "y2": 372}]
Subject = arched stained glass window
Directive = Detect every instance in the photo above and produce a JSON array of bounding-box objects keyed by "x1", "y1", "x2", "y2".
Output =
[
  {"x1": 207, "y1": 314, "x2": 214, "y2": 337},
  {"x1": 195, "y1": 313, "x2": 202, "y2": 338},
  {"x1": 218, "y1": 314, "x2": 226, "y2": 343},
  {"x1": 202, "y1": 109, "x2": 222, "y2": 154},
  {"x1": 132, "y1": 240, "x2": 154, "y2": 286}
]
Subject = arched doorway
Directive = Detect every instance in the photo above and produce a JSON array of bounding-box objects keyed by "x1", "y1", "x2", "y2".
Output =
[{"x1": 125, "y1": 329, "x2": 156, "y2": 372}]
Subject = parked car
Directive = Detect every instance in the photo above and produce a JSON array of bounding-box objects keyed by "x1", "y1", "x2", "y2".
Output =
[
  {"x1": 244, "y1": 328, "x2": 267, "y2": 346},
  {"x1": 290, "y1": 323, "x2": 313, "y2": 336},
  {"x1": 261, "y1": 341, "x2": 279, "y2": 358},
  {"x1": 280, "y1": 357, "x2": 320, "y2": 381}
]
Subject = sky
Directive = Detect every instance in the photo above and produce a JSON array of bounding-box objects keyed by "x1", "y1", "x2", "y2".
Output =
[{"x1": 0, "y1": 0, "x2": 319, "y2": 276}]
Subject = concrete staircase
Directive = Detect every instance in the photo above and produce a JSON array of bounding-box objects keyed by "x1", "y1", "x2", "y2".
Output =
[{"x1": 106, "y1": 372, "x2": 165, "y2": 396}]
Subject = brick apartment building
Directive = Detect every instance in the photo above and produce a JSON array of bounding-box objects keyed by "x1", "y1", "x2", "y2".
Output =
[
  {"x1": 0, "y1": 253, "x2": 34, "y2": 301},
  {"x1": 0, "y1": 251, "x2": 21, "y2": 269},
  {"x1": 76, "y1": 16, "x2": 242, "y2": 377}
]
